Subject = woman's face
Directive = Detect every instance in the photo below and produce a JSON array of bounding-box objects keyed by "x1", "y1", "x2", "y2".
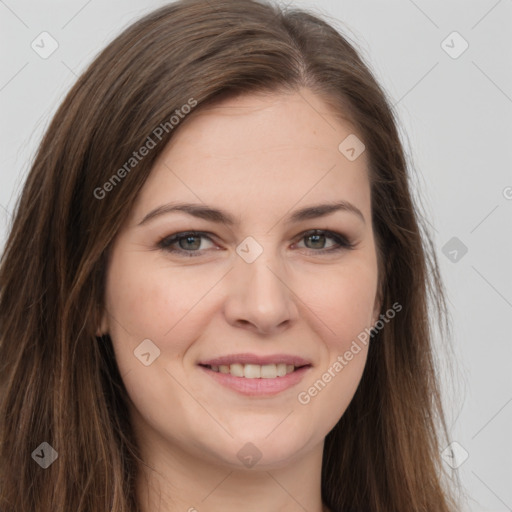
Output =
[{"x1": 101, "y1": 88, "x2": 381, "y2": 469}]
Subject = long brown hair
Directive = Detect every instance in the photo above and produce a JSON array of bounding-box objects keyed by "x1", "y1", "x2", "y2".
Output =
[{"x1": 0, "y1": 0, "x2": 460, "y2": 510}]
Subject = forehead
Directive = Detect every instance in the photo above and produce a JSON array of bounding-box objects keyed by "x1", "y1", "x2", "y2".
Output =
[
  {"x1": 132, "y1": 89, "x2": 371, "y2": 222},
  {"x1": 166, "y1": 89, "x2": 360, "y2": 159}
]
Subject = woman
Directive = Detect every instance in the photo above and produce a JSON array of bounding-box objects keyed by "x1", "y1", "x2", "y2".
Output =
[{"x1": 0, "y1": 0, "x2": 460, "y2": 510}]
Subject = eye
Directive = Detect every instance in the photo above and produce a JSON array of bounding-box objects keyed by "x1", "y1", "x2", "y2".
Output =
[
  {"x1": 158, "y1": 231, "x2": 217, "y2": 257},
  {"x1": 294, "y1": 229, "x2": 355, "y2": 254}
]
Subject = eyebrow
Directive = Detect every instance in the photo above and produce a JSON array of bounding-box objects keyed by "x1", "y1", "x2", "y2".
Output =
[{"x1": 138, "y1": 200, "x2": 366, "y2": 227}]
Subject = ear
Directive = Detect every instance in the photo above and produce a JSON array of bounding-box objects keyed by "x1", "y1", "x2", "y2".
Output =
[
  {"x1": 371, "y1": 288, "x2": 383, "y2": 327},
  {"x1": 96, "y1": 307, "x2": 109, "y2": 337}
]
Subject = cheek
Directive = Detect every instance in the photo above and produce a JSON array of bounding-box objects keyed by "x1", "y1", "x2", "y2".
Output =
[
  {"x1": 108, "y1": 245, "x2": 213, "y2": 328},
  {"x1": 104, "y1": 250, "x2": 204, "y2": 368},
  {"x1": 296, "y1": 257, "x2": 378, "y2": 347}
]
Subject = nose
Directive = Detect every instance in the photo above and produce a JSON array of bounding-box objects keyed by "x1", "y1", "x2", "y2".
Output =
[{"x1": 223, "y1": 247, "x2": 299, "y2": 336}]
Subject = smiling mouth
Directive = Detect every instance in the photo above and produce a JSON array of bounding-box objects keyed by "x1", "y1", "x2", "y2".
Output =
[{"x1": 199, "y1": 363, "x2": 310, "y2": 379}]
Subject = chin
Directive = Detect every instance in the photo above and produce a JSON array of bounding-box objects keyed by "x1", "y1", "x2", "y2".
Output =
[{"x1": 223, "y1": 431, "x2": 315, "y2": 470}]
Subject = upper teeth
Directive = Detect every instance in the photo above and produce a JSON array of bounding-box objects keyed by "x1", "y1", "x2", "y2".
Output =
[{"x1": 209, "y1": 363, "x2": 295, "y2": 378}]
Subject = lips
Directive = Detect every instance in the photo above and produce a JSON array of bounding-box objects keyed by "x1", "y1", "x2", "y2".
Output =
[
  {"x1": 198, "y1": 353, "x2": 311, "y2": 367},
  {"x1": 197, "y1": 353, "x2": 312, "y2": 395},
  {"x1": 199, "y1": 364, "x2": 311, "y2": 396}
]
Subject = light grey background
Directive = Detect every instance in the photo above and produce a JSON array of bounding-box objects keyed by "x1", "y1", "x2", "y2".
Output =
[{"x1": 1, "y1": 1, "x2": 511, "y2": 510}]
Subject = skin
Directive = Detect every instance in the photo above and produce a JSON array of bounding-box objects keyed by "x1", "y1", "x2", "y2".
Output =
[{"x1": 100, "y1": 87, "x2": 381, "y2": 512}]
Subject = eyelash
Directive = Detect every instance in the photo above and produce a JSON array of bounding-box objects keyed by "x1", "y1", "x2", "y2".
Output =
[{"x1": 157, "y1": 230, "x2": 355, "y2": 257}]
